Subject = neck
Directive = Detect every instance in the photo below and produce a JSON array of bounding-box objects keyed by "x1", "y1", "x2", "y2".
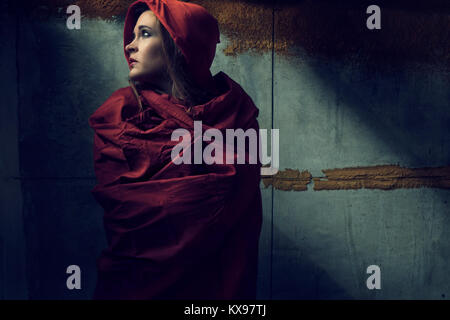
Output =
[
  {"x1": 153, "y1": 80, "x2": 172, "y2": 95},
  {"x1": 132, "y1": 79, "x2": 172, "y2": 96}
]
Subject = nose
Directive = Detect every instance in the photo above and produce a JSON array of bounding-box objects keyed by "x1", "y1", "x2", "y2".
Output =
[{"x1": 125, "y1": 39, "x2": 137, "y2": 54}]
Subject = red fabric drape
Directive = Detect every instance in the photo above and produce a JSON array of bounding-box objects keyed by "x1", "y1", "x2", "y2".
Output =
[
  {"x1": 88, "y1": 0, "x2": 263, "y2": 299},
  {"x1": 89, "y1": 71, "x2": 263, "y2": 299}
]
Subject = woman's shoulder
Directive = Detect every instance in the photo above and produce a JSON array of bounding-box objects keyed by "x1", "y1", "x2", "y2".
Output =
[
  {"x1": 106, "y1": 86, "x2": 135, "y2": 103},
  {"x1": 88, "y1": 86, "x2": 135, "y2": 127}
]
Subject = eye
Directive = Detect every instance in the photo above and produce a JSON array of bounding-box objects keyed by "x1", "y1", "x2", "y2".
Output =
[
  {"x1": 131, "y1": 29, "x2": 151, "y2": 39},
  {"x1": 141, "y1": 30, "x2": 151, "y2": 37}
]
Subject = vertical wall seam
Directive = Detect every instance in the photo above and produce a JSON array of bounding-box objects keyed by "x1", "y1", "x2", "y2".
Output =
[
  {"x1": 15, "y1": 3, "x2": 22, "y2": 299},
  {"x1": 15, "y1": 3, "x2": 29, "y2": 300},
  {"x1": 270, "y1": 0, "x2": 275, "y2": 300}
]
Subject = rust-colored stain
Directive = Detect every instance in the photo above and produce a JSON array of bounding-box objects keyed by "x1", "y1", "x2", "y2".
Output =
[
  {"x1": 193, "y1": 0, "x2": 276, "y2": 55},
  {"x1": 262, "y1": 165, "x2": 450, "y2": 191},
  {"x1": 28, "y1": 0, "x2": 449, "y2": 70},
  {"x1": 73, "y1": 0, "x2": 131, "y2": 20},
  {"x1": 262, "y1": 168, "x2": 312, "y2": 191}
]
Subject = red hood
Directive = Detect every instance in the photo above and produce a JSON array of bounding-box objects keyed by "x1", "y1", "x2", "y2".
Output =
[{"x1": 124, "y1": 0, "x2": 221, "y2": 89}]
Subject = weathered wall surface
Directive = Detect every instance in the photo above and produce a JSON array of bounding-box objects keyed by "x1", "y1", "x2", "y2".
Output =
[
  {"x1": 1, "y1": 0, "x2": 449, "y2": 299},
  {"x1": 0, "y1": 1, "x2": 28, "y2": 299}
]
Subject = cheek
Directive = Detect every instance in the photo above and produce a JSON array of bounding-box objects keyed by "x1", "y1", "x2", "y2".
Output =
[{"x1": 141, "y1": 41, "x2": 165, "y2": 70}]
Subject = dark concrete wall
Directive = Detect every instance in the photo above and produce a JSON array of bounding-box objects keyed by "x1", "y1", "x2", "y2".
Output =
[{"x1": 1, "y1": 0, "x2": 449, "y2": 299}]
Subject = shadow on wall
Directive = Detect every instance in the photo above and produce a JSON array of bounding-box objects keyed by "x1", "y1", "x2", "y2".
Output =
[
  {"x1": 9, "y1": 1, "x2": 115, "y2": 299},
  {"x1": 197, "y1": 0, "x2": 450, "y2": 72},
  {"x1": 271, "y1": 223, "x2": 354, "y2": 299}
]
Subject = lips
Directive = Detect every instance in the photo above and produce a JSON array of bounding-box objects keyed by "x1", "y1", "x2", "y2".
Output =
[{"x1": 129, "y1": 58, "x2": 138, "y2": 67}]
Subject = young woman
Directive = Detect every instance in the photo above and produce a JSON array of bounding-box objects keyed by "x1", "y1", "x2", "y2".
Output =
[{"x1": 88, "y1": 0, "x2": 263, "y2": 300}]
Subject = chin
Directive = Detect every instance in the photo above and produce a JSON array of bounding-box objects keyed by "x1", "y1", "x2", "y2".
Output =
[{"x1": 129, "y1": 70, "x2": 139, "y2": 80}]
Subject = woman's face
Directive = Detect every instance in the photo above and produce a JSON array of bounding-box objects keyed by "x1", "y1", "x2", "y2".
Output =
[{"x1": 125, "y1": 10, "x2": 168, "y2": 87}]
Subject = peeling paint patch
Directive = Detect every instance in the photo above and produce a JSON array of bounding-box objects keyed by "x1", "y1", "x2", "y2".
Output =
[
  {"x1": 28, "y1": 0, "x2": 449, "y2": 69},
  {"x1": 262, "y1": 168, "x2": 312, "y2": 191},
  {"x1": 73, "y1": 0, "x2": 131, "y2": 20},
  {"x1": 197, "y1": 0, "x2": 449, "y2": 71},
  {"x1": 314, "y1": 164, "x2": 450, "y2": 190},
  {"x1": 262, "y1": 165, "x2": 450, "y2": 191},
  {"x1": 194, "y1": 0, "x2": 274, "y2": 56}
]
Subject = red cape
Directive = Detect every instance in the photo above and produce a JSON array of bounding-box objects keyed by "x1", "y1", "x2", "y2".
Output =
[
  {"x1": 88, "y1": 70, "x2": 263, "y2": 299},
  {"x1": 89, "y1": 0, "x2": 263, "y2": 299}
]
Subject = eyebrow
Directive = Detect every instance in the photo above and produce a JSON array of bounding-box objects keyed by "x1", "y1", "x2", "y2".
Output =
[{"x1": 132, "y1": 25, "x2": 153, "y2": 36}]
